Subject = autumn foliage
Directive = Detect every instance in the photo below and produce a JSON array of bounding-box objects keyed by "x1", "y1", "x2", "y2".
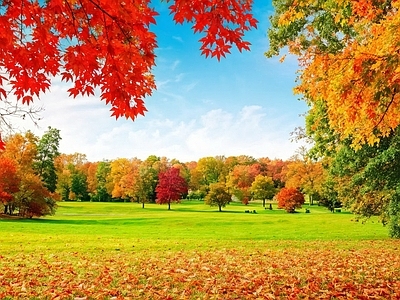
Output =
[
  {"x1": 1, "y1": 244, "x2": 400, "y2": 299},
  {"x1": 156, "y1": 167, "x2": 188, "y2": 210},
  {"x1": 0, "y1": 157, "x2": 20, "y2": 205},
  {"x1": 0, "y1": 130, "x2": 58, "y2": 217},
  {"x1": 0, "y1": 0, "x2": 258, "y2": 147},
  {"x1": 276, "y1": 187, "x2": 305, "y2": 213},
  {"x1": 267, "y1": 0, "x2": 400, "y2": 147}
]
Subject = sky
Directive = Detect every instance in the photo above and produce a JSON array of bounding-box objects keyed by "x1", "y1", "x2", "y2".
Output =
[{"x1": 10, "y1": 0, "x2": 309, "y2": 163}]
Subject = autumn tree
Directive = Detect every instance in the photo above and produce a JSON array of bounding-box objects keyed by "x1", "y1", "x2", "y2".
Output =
[
  {"x1": 226, "y1": 163, "x2": 261, "y2": 204},
  {"x1": 1, "y1": 132, "x2": 57, "y2": 217},
  {"x1": 0, "y1": 157, "x2": 20, "y2": 214},
  {"x1": 250, "y1": 175, "x2": 275, "y2": 207},
  {"x1": 265, "y1": 159, "x2": 288, "y2": 188},
  {"x1": 54, "y1": 153, "x2": 88, "y2": 201},
  {"x1": 156, "y1": 167, "x2": 188, "y2": 210},
  {"x1": 267, "y1": 1, "x2": 400, "y2": 236},
  {"x1": 267, "y1": 0, "x2": 400, "y2": 147},
  {"x1": 285, "y1": 147, "x2": 325, "y2": 205},
  {"x1": 108, "y1": 158, "x2": 127, "y2": 200},
  {"x1": 1, "y1": 132, "x2": 38, "y2": 171},
  {"x1": 83, "y1": 161, "x2": 99, "y2": 197},
  {"x1": 276, "y1": 187, "x2": 305, "y2": 213},
  {"x1": 205, "y1": 182, "x2": 231, "y2": 212},
  {"x1": 15, "y1": 172, "x2": 56, "y2": 218},
  {"x1": 0, "y1": 0, "x2": 258, "y2": 148},
  {"x1": 186, "y1": 161, "x2": 206, "y2": 200}
]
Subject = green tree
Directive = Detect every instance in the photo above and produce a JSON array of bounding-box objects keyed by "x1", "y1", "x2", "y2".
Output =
[
  {"x1": 205, "y1": 182, "x2": 231, "y2": 212},
  {"x1": 70, "y1": 170, "x2": 89, "y2": 201},
  {"x1": 94, "y1": 161, "x2": 112, "y2": 202},
  {"x1": 135, "y1": 165, "x2": 158, "y2": 208},
  {"x1": 33, "y1": 127, "x2": 61, "y2": 193}
]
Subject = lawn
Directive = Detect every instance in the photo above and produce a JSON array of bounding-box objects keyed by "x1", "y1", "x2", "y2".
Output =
[{"x1": 1, "y1": 201, "x2": 399, "y2": 299}]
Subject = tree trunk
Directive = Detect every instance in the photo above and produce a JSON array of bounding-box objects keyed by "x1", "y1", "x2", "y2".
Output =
[
  {"x1": 263, "y1": 199, "x2": 266, "y2": 207},
  {"x1": 310, "y1": 194, "x2": 313, "y2": 206},
  {"x1": 142, "y1": 201, "x2": 145, "y2": 209},
  {"x1": 168, "y1": 201, "x2": 171, "y2": 210},
  {"x1": 219, "y1": 205, "x2": 222, "y2": 212}
]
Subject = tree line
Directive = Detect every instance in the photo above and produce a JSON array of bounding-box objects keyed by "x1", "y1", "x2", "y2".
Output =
[
  {"x1": 2, "y1": 126, "x2": 399, "y2": 237},
  {"x1": 0, "y1": 128, "x2": 327, "y2": 217}
]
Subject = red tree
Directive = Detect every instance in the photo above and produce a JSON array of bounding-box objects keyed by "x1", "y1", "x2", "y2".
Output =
[
  {"x1": 276, "y1": 187, "x2": 305, "y2": 213},
  {"x1": 0, "y1": 0, "x2": 258, "y2": 148},
  {"x1": 156, "y1": 167, "x2": 188, "y2": 210},
  {"x1": 0, "y1": 157, "x2": 20, "y2": 213}
]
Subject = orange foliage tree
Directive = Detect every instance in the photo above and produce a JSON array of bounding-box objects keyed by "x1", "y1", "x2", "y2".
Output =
[
  {"x1": 0, "y1": 156, "x2": 20, "y2": 214},
  {"x1": 0, "y1": 0, "x2": 258, "y2": 148},
  {"x1": 1, "y1": 132, "x2": 57, "y2": 217},
  {"x1": 266, "y1": 0, "x2": 400, "y2": 148},
  {"x1": 285, "y1": 148, "x2": 325, "y2": 205},
  {"x1": 276, "y1": 187, "x2": 305, "y2": 213},
  {"x1": 226, "y1": 163, "x2": 261, "y2": 204}
]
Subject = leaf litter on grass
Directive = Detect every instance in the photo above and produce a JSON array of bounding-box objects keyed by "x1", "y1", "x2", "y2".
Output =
[{"x1": 1, "y1": 240, "x2": 400, "y2": 299}]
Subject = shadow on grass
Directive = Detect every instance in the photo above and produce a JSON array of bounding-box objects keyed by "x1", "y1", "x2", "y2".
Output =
[{"x1": 0, "y1": 208, "x2": 253, "y2": 226}]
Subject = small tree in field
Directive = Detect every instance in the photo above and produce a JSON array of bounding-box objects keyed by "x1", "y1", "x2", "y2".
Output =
[
  {"x1": 276, "y1": 187, "x2": 305, "y2": 213},
  {"x1": 250, "y1": 175, "x2": 276, "y2": 207},
  {"x1": 156, "y1": 167, "x2": 188, "y2": 210},
  {"x1": 205, "y1": 183, "x2": 231, "y2": 212}
]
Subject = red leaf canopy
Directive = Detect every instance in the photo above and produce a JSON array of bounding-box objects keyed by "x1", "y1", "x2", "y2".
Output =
[
  {"x1": 0, "y1": 0, "x2": 257, "y2": 118},
  {"x1": 156, "y1": 167, "x2": 188, "y2": 206},
  {"x1": 0, "y1": 157, "x2": 20, "y2": 203}
]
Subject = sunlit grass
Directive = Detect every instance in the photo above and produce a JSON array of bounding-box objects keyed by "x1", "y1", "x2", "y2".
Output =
[{"x1": 0, "y1": 200, "x2": 389, "y2": 255}]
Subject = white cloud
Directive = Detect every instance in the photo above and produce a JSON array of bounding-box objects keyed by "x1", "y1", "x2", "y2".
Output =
[{"x1": 5, "y1": 81, "x2": 305, "y2": 162}]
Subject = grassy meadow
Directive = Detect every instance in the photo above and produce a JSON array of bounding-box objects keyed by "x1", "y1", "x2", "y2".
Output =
[{"x1": 1, "y1": 201, "x2": 399, "y2": 299}]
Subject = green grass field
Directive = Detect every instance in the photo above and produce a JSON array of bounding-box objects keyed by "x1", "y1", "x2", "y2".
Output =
[
  {"x1": 0, "y1": 200, "x2": 389, "y2": 254},
  {"x1": 1, "y1": 201, "x2": 399, "y2": 299}
]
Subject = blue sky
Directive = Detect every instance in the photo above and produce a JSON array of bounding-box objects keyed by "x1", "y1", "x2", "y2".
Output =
[{"x1": 15, "y1": 0, "x2": 308, "y2": 162}]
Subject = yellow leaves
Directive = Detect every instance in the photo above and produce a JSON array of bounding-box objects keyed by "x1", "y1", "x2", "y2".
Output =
[
  {"x1": 297, "y1": 5, "x2": 400, "y2": 149},
  {"x1": 278, "y1": 7, "x2": 305, "y2": 26}
]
